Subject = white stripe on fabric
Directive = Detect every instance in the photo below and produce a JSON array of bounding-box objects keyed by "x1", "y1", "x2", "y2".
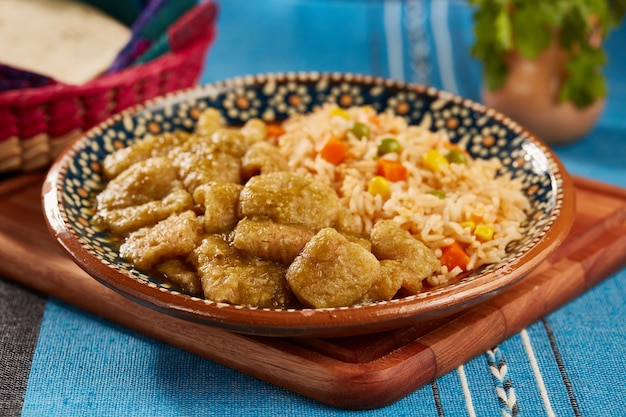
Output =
[
  {"x1": 521, "y1": 329, "x2": 556, "y2": 417},
  {"x1": 383, "y1": 0, "x2": 405, "y2": 81},
  {"x1": 458, "y1": 365, "x2": 477, "y2": 417},
  {"x1": 405, "y1": 0, "x2": 431, "y2": 85},
  {"x1": 430, "y1": 0, "x2": 459, "y2": 94}
]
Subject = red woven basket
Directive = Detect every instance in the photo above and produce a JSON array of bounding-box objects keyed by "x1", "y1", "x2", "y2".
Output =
[{"x1": 0, "y1": 1, "x2": 217, "y2": 173}]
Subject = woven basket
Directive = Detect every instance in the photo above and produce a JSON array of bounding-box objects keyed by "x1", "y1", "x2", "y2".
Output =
[{"x1": 0, "y1": 1, "x2": 217, "y2": 174}]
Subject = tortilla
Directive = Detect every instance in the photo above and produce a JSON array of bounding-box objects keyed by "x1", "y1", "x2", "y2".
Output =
[{"x1": 0, "y1": 0, "x2": 131, "y2": 85}]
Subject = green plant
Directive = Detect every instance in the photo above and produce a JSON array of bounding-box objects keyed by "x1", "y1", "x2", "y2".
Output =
[{"x1": 470, "y1": 0, "x2": 626, "y2": 108}]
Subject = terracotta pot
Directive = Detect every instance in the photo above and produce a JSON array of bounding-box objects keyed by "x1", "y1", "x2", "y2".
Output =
[{"x1": 483, "y1": 41, "x2": 605, "y2": 145}]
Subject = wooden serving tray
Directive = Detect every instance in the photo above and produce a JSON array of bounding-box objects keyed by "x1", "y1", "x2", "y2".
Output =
[{"x1": 1, "y1": 172, "x2": 626, "y2": 410}]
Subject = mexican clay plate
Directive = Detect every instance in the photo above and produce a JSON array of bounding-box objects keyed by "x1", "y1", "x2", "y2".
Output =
[{"x1": 43, "y1": 72, "x2": 575, "y2": 337}]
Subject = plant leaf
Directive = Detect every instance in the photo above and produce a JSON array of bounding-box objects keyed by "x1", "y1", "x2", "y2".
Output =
[
  {"x1": 495, "y1": 8, "x2": 513, "y2": 50},
  {"x1": 511, "y1": 6, "x2": 553, "y2": 59}
]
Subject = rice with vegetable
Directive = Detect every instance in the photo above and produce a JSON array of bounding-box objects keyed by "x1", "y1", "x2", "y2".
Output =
[{"x1": 276, "y1": 104, "x2": 530, "y2": 287}]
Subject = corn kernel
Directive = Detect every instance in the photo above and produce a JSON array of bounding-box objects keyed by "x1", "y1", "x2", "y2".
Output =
[
  {"x1": 474, "y1": 224, "x2": 494, "y2": 241},
  {"x1": 368, "y1": 176, "x2": 391, "y2": 198},
  {"x1": 423, "y1": 149, "x2": 450, "y2": 172},
  {"x1": 330, "y1": 107, "x2": 350, "y2": 119},
  {"x1": 460, "y1": 221, "x2": 476, "y2": 231}
]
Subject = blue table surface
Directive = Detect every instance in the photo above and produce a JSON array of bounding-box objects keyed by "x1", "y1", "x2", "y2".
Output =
[{"x1": 7, "y1": 1, "x2": 626, "y2": 416}]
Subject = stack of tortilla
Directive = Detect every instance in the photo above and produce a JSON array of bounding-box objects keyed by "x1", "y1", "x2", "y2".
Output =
[{"x1": 0, "y1": 0, "x2": 131, "y2": 85}]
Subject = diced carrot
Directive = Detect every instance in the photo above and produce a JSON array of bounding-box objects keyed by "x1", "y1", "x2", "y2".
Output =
[
  {"x1": 443, "y1": 142, "x2": 468, "y2": 154},
  {"x1": 377, "y1": 159, "x2": 407, "y2": 182},
  {"x1": 439, "y1": 241, "x2": 470, "y2": 272},
  {"x1": 368, "y1": 114, "x2": 381, "y2": 127},
  {"x1": 470, "y1": 212, "x2": 484, "y2": 223},
  {"x1": 320, "y1": 137, "x2": 349, "y2": 165},
  {"x1": 266, "y1": 123, "x2": 285, "y2": 141}
]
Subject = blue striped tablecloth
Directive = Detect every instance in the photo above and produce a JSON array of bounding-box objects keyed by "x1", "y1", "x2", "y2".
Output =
[{"x1": 2, "y1": 1, "x2": 625, "y2": 416}]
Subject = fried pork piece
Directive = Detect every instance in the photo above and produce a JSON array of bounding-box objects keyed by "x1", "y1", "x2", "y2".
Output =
[
  {"x1": 119, "y1": 210, "x2": 203, "y2": 270},
  {"x1": 240, "y1": 141, "x2": 290, "y2": 180},
  {"x1": 369, "y1": 220, "x2": 440, "y2": 294},
  {"x1": 169, "y1": 132, "x2": 242, "y2": 192},
  {"x1": 232, "y1": 217, "x2": 315, "y2": 264},
  {"x1": 335, "y1": 207, "x2": 362, "y2": 236},
  {"x1": 240, "y1": 118, "x2": 267, "y2": 144},
  {"x1": 192, "y1": 182, "x2": 243, "y2": 233},
  {"x1": 359, "y1": 260, "x2": 406, "y2": 304},
  {"x1": 195, "y1": 110, "x2": 267, "y2": 145},
  {"x1": 189, "y1": 235, "x2": 292, "y2": 308},
  {"x1": 286, "y1": 228, "x2": 380, "y2": 308},
  {"x1": 155, "y1": 259, "x2": 202, "y2": 296},
  {"x1": 343, "y1": 234, "x2": 372, "y2": 251},
  {"x1": 102, "y1": 132, "x2": 190, "y2": 179},
  {"x1": 94, "y1": 188, "x2": 193, "y2": 235},
  {"x1": 239, "y1": 172, "x2": 343, "y2": 231},
  {"x1": 195, "y1": 108, "x2": 224, "y2": 137},
  {"x1": 206, "y1": 128, "x2": 249, "y2": 158},
  {"x1": 96, "y1": 157, "x2": 180, "y2": 211}
]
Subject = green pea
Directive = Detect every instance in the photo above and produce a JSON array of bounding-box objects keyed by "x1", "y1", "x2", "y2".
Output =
[
  {"x1": 377, "y1": 138, "x2": 401, "y2": 156},
  {"x1": 349, "y1": 122, "x2": 370, "y2": 139},
  {"x1": 429, "y1": 189, "x2": 446, "y2": 199},
  {"x1": 445, "y1": 149, "x2": 468, "y2": 164}
]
